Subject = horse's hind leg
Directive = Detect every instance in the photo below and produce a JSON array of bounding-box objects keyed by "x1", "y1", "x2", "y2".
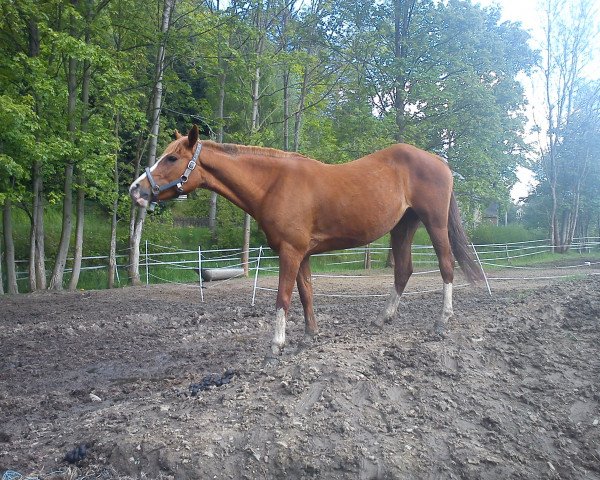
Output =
[
  {"x1": 296, "y1": 256, "x2": 317, "y2": 341},
  {"x1": 422, "y1": 222, "x2": 455, "y2": 335},
  {"x1": 375, "y1": 209, "x2": 420, "y2": 327}
]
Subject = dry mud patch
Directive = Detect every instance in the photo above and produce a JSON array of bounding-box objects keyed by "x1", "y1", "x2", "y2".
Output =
[{"x1": 0, "y1": 270, "x2": 599, "y2": 479}]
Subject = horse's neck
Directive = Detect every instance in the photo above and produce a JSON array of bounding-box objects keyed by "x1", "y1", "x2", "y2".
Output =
[{"x1": 201, "y1": 144, "x2": 279, "y2": 217}]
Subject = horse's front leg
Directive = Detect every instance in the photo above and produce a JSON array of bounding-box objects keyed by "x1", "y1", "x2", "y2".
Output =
[
  {"x1": 270, "y1": 248, "x2": 302, "y2": 357},
  {"x1": 296, "y1": 256, "x2": 317, "y2": 342}
]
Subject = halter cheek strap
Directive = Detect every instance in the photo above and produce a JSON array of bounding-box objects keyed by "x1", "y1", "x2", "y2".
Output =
[{"x1": 145, "y1": 142, "x2": 202, "y2": 210}]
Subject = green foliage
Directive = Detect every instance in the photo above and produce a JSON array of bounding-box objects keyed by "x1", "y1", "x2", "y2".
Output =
[
  {"x1": 0, "y1": 0, "x2": 556, "y2": 291},
  {"x1": 471, "y1": 224, "x2": 547, "y2": 245}
]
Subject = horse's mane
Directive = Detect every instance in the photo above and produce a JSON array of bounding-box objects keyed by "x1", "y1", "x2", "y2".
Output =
[{"x1": 203, "y1": 140, "x2": 310, "y2": 160}]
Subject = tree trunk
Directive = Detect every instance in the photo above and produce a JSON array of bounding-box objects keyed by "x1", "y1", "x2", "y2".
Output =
[
  {"x1": 69, "y1": 10, "x2": 93, "y2": 290},
  {"x1": 293, "y1": 66, "x2": 310, "y2": 152},
  {"x1": 281, "y1": 2, "x2": 290, "y2": 151},
  {"x1": 108, "y1": 197, "x2": 119, "y2": 288},
  {"x1": 393, "y1": 0, "x2": 415, "y2": 143},
  {"x1": 558, "y1": 209, "x2": 570, "y2": 253},
  {"x1": 388, "y1": 0, "x2": 415, "y2": 267},
  {"x1": 130, "y1": 208, "x2": 147, "y2": 285},
  {"x1": 128, "y1": 0, "x2": 176, "y2": 285},
  {"x1": 34, "y1": 173, "x2": 46, "y2": 289},
  {"x1": 27, "y1": 11, "x2": 46, "y2": 291},
  {"x1": 241, "y1": 63, "x2": 262, "y2": 276},
  {"x1": 35, "y1": 196, "x2": 46, "y2": 290},
  {"x1": 0, "y1": 246, "x2": 4, "y2": 295},
  {"x1": 49, "y1": 161, "x2": 74, "y2": 290},
  {"x1": 209, "y1": 70, "x2": 226, "y2": 236},
  {"x1": 49, "y1": 51, "x2": 77, "y2": 290},
  {"x1": 2, "y1": 198, "x2": 19, "y2": 294},
  {"x1": 108, "y1": 115, "x2": 120, "y2": 289},
  {"x1": 283, "y1": 68, "x2": 290, "y2": 151},
  {"x1": 127, "y1": 137, "x2": 147, "y2": 284},
  {"x1": 68, "y1": 182, "x2": 85, "y2": 290}
]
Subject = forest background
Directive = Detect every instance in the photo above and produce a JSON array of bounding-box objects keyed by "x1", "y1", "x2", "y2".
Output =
[{"x1": 0, "y1": 0, "x2": 599, "y2": 294}]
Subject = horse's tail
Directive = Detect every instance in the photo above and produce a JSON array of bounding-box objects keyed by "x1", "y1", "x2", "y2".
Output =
[{"x1": 448, "y1": 192, "x2": 484, "y2": 283}]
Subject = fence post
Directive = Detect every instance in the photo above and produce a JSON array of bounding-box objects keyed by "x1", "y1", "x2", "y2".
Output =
[
  {"x1": 145, "y1": 240, "x2": 149, "y2": 286},
  {"x1": 198, "y1": 245, "x2": 204, "y2": 302},
  {"x1": 363, "y1": 243, "x2": 372, "y2": 269},
  {"x1": 251, "y1": 246, "x2": 263, "y2": 306},
  {"x1": 505, "y1": 243, "x2": 511, "y2": 264}
]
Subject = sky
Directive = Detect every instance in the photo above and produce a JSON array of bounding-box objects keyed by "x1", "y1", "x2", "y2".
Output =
[{"x1": 476, "y1": 0, "x2": 599, "y2": 201}]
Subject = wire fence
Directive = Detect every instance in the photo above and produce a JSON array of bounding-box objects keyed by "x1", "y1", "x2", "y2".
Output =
[{"x1": 5, "y1": 237, "x2": 600, "y2": 300}]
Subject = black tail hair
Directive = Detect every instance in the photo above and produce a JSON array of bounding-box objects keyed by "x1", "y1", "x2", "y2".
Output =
[{"x1": 448, "y1": 192, "x2": 484, "y2": 283}]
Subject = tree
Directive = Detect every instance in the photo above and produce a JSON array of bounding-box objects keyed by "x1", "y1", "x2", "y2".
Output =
[
  {"x1": 0, "y1": 94, "x2": 34, "y2": 294},
  {"x1": 550, "y1": 82, "x2": 600, "y2": 246},
  {"x1": 537, "y1": 0, "x2": 599, "y2": 251},
  {"x1": 128, "y1": 0, "x2": 178, "y2": 285}
]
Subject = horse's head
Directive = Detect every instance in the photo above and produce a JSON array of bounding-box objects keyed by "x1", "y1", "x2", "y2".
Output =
[{"x1": 129, "y1": 125, "x2": 202, "y2": 210}]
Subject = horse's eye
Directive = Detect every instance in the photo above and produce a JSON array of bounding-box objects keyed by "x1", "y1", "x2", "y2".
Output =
[{"x1": 166, "y1": 155, "x2": 177, "y2": 163}]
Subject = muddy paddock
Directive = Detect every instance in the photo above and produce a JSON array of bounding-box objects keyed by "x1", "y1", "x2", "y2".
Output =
[{"x1": 1, "y1": 267, "x2": 599, "y2": 479}]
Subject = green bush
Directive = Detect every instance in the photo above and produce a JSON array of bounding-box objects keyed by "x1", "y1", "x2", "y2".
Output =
[{"x1": 471, "y1": 224, "x2": 546, "y2": 245}]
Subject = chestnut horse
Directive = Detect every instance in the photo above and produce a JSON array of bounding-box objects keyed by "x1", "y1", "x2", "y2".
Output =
[{"x1": 130, "y1": 125, "x2": 483, "y2": 357}]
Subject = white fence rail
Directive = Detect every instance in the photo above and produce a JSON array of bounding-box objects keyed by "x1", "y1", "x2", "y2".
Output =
[{"x1": 5, "y1": 237, "x2": 600, "y2": 300}]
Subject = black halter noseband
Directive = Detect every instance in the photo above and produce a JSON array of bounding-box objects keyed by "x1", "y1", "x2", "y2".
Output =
[{"x1": 145, "y1": 142, "x2": 202, "y2": 211}]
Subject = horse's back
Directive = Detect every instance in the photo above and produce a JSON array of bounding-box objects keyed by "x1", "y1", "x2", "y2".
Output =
[{"x1": 377, "y1": 143, "x2": 453, "y2": 203}]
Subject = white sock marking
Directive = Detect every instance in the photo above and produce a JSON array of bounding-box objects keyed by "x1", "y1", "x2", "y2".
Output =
[
  {"x1": 384, "y1": 288, "x2": 402, "y2": 319},
  {"x1": 272, "y1": 308, "x2": 286, "y2": 353},
  {"x1": 442, "y1": 282, "x2": 453, "y2": 320}
]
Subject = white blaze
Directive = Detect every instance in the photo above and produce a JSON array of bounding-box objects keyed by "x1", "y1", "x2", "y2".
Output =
[{"x1": 131, "y1": 155, "x2": 164, "y2": 187}]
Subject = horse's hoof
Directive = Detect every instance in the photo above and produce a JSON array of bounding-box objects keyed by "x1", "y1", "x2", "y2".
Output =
[
  {"x1": 371, "y1": 317, "x2": 385, "y2": 330},
  {"x1": 297, "y1": 333, "x2": 316, "y2": 351},
  {"x1": 432, "y1": 321, "x2": 446, "y2": 338},
  {"x1": 263, "y1": 353, "x2": 280, "y2": 367}
]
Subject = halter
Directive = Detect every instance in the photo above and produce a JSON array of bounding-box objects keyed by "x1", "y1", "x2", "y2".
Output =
[{"x1": 145, "y1": 142, "x2": 202, "y2": 211}]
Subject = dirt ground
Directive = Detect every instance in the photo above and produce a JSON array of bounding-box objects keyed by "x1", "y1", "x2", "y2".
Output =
[{"x1": 1, "y1": 264, "x2": 599, "y2": 479}]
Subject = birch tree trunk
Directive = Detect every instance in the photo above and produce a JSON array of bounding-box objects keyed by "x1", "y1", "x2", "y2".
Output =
[
  {"x1": 293, "y1": 66, "x2": 309, "y2": 152},
  {"x1": 388, "y1": 0, "x2": 416, "y2": 266},
  {"x1": 27, "y1": 14, "x2": 46, "y2": 291},
  {"x1": 29, "y1": 160, "x2": 46, "y2": 291},
  {"x1": 69, "y1": 6, "x2": 93, "y2": 290},
  {"x1": 49, "y1": 51, "x2": 77, "y2": 290},
  {"x1": 128, "y1": 0, "x2": 176, "y2": 285},
  {"x1": 69, "y1": 183, "x2": 85, "y2": 289},
  {"x1": 108, "y1": 115, "x2": 120, "y2": 289},
  {"x1": 241, "y1": 62, "x2": 261, "y2": 276},
  {"x1": 209, "y1": 71, "x2": 226, "y2": 235}
]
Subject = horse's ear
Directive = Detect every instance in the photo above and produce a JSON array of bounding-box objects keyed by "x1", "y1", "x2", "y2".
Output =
[
  {"x1": 174, "y1": 129, "x2": 182, "y2": 139},
  {"x1": 187, "y1": 125, "x2": 199, "y2": 148}
]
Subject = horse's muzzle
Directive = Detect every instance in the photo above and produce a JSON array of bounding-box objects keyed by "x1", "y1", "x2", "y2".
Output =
[{"x1": 129, "y1": 183, "x2": 149, "y2": 208}]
